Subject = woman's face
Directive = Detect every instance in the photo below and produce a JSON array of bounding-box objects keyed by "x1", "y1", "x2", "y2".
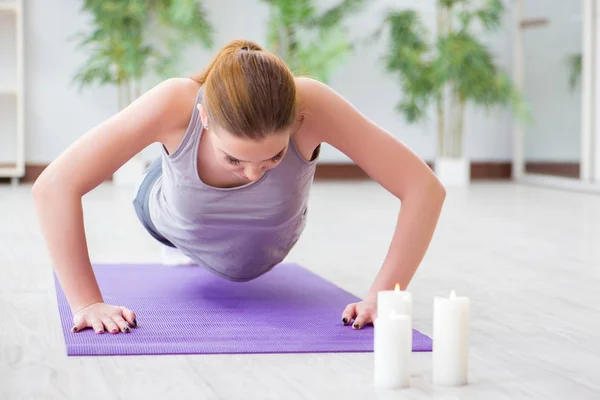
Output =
[
  {"x1": 198, "y1": 104, "x2": 290, "y2": 182},
  {"x1": 210, "y1": 128, "x2": 290, "y2": 182}
]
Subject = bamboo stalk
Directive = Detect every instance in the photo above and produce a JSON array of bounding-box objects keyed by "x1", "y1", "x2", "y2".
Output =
[
  {"x1": 446, "y1": 3, "x2": 455, "y2": 157},
  {"x1": 135, "y1": 78, "x2": 142, "y2": 100},
  {"x1": 456, "y1": 97, "x2": 466, "y2": 158},
  {"x1": 437, "y1": 95, "x2": 445, "y2": 157},
  {"x1": 117, "y1": 79, "x2": 123, "y2": 112},
  {"x1": 279, "y1": 23, "x2": 289, "y2": 62},
  {"x1": 126, "y1": 78, "x2": 132, "y2": 107},
  {"x1": 447, "y1": 3, "x2": 453, "y2": 34},
  {"x1": 271, "y1": 10, "x2": 280, "y2": 56},
  {"x1": 448, "y1": 89, "x2": 456, "y2": 157},
  {"x1": 436, "y1": 5, "x2": 445, "y2": 157}
]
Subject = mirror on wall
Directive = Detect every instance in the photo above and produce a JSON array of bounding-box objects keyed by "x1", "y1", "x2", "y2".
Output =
[{"x1": 521, "y1": 0, "x2": 582, "y2": 178}]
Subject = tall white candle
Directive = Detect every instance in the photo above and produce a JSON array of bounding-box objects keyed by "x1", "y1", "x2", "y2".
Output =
[
  {"x1": 377, "y1": 283, "x2": 412, "y2": 318},
  {"x1": 374, "y1": 312, "x2": 412, "y2": 389},
  {"x1": 432, "y1": 290, "x2": 470, "y2": 386}
]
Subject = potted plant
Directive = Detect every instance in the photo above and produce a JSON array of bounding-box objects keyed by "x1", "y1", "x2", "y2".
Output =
[
  {"x1": 377, "y1": 0, "x2": 526, "y2": 186},
  {"x1": 260, "y1": 0, "x2": 365, "y2": 83},
  {"x1": 71, "y1": 0, "x2": 213, "y2": 186}
]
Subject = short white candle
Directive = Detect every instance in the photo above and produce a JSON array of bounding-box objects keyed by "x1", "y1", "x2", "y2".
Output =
[
  {"x1": 432, "y1": 290, "x2": 470, "y2": 386},
  {"x1": 377, "y1": 283, "x2": 412, "y2": 318},
  {"x1": 374, "y1": 312, "x2": 412, "y2": 389}
]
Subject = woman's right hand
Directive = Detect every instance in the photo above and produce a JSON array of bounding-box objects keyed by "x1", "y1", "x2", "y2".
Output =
[{"x1": 71, "y1": 302, "x2": 138, "y2": 334}]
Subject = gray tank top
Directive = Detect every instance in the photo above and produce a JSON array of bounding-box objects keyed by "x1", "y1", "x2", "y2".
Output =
[{"x1": 148, "y1": 87, "x2": 318, "y2": 281}]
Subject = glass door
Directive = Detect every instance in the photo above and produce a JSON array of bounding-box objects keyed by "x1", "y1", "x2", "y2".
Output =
[
  {"x1": 521, "y1": 0, "x2": 583, "y2": 179},
  {"x1": 513, "y1": 0, "x2": 600, "y2": 192}
]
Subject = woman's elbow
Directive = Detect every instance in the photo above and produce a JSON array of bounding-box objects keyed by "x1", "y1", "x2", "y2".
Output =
[
  {"x1": 31, "y1": 172, "x2": 69, "y2": 201},
  {"x1": 422, "y1": 176, "x2": 446, "y2": 209},
  {"x1": 434, "y1": 179, "x2": 446, "y2": 202},
  {"x1": 31, "y1": 176, "x2": 49, "y2": 200}
]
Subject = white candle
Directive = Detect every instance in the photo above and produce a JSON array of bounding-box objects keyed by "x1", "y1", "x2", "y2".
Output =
[
  {"x1": 374, "y1": 312, "x2": 412, "y2": 389},
  {"x1": 432, "y1": 290, "x2": 470, "y2": 386},
  {"x1": 377, "y1": 283, "x2": 412, "y2": 318}
]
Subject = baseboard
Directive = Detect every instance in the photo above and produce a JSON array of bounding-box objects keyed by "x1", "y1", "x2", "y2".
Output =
[
  {"x1": 0, "y1": 161, "x2": 580, "y2": 184},
  {"x1": 315, "y1": 162, "x2": 513, "y2": 181},
  {"x1": 315, "y1": 162, "x2": 582, "y2": 181},
  {"x1": 524, "y1": 162, "x2": 579, "y2": 179},
  {"x1": 0, "y1": 164, "x2": 47, "y2": 184}
]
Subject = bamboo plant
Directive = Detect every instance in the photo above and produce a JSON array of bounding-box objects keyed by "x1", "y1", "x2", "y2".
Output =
[
  {"x1": 71, "y1": 0, "x2": 213, "y2": 111},
  {"x1": 261, "y1": 0, "x2": 365, "y2": 83},
  {"x1": 566, "y1": 53, "x2": 582, "y2": 91},
  {"x1": 378, "y1": 0, "x2": 527, "y2": 159}
]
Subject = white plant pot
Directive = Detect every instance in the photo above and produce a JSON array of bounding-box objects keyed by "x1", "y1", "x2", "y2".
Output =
[
  {"x1": 434, "y1": 157, "x2": 470, "y2": 187},
  {"x1": 113, "y1": 158, "x2": 147, "y2": 187}
]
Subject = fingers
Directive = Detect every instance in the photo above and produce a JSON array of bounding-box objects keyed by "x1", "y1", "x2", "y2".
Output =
[
  {"x1": 342, "y1": 301, "x2": 376, "y2": 330},
  {"x1": 341, "y1": 303, "x2": 357, "y2": 326},
  {"x1": 91, "y1": 319, "x2": 105, "y2": 334},
  {"x1": 113, "y1": 316, "x2": 132, "y2": 333},
  {"x1": 120, "y1": 306, "x2": 137, "y2": 328},
  {"x1": 352, "y1": 312, "x2": 370, "y2": 330},
  {"x1": 102, "y1": 318, "x2": 120, "y2": 334},
  {"x1": 341, "y1": 303, "x2": 356, "y2": 326},
  {"x1": 86, "y1": 318, "x2": 131, "y2": 334},
  {"x1": 71, "y1": 318, "x2": 87, "y2": 333}
]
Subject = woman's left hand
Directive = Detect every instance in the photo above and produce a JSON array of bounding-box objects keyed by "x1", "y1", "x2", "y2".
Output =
[{"x1": 341, "y1": 298, "x2": 377, "y2": 330}]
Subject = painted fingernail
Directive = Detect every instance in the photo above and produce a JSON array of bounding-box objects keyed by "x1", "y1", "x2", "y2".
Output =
[
  {"x1": 342, "y1": 318, "x2": 348, "y2": 325},
  {"x1": 97, "y1": 329, "x2": 104, "y2": 334},
  {"x1": 132, "y1": 318, "x2": 137, "y2": 327},
  {"x1": 123, "y1": 326, "x2": 131, "y2": 333},
  {"x1": 353, "y1": 323, "x2": 359, "y2": 329},
  {"x1": 71, "y1": 326, "x2": 78, "y2": 332}
]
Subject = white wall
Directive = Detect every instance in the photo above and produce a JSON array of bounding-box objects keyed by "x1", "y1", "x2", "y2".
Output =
[{"x1": 5, "y1": 0, "x2": 519, "y2": 164}]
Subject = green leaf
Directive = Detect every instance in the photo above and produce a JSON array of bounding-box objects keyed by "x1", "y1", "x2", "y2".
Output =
[
  {"x1": 71, "y1": 0, "x2": 214, "y2": 103},
  {"x1": 437, "y1": 32, "x2": 513, "y2": 107},
  {"x1": 293, "y1": 25, "x2": 352, "y2": 82},
  {"x1": 379, "y1": 10, "x2": 439, "y2": 123},
  {"x1": 260, "y1": 0, "x2": 362, "y2": 82},
  {"x1": 305, "y1": 0, "x2": 365, "y2": 29},
  {"x1": 474, "y1": 0, "x2": 503, "y2": 31}
]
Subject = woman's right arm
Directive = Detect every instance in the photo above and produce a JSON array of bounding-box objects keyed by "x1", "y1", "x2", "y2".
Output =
[{"x1": 32, "y1": 78, "x2": 195, "y2": 331}]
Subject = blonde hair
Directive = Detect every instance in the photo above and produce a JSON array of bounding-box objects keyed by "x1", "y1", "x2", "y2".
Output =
[{"x1": 191, "y1": 39, "x2": 298, "y2": 140}]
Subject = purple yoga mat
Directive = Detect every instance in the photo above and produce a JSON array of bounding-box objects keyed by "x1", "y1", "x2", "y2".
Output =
[{"x1": 54, "y1": 263, "x2": 432, "y2": 356}]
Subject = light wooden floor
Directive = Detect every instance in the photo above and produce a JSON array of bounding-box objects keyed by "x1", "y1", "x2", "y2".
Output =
[{"x1": 1, "y1": 180, "x2": 599, "y2": 400}]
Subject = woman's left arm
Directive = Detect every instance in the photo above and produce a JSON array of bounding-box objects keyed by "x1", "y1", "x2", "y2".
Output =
[{"x1": 298, "y1": 78, "x2": 446, "y2": 329}]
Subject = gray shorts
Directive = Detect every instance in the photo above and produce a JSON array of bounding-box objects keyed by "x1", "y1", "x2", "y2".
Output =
[{"x1": 132, "y1": 157, "x2": 175, "y2": 247}]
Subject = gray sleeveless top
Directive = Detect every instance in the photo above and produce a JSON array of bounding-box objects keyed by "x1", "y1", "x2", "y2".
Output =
[{"x1": 148, "y1": 87, "x2": 318, "y2": 281}]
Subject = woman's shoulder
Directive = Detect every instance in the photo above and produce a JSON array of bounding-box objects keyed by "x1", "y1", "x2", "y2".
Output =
[
  {"x1": 291, "y1": 77, "x2": 327, "y2": 161},
  {"x1": 161, "y1": 76, "x2": 202, "y2": 91},
  {"x1": 294, "y1": 76, "x2": 343, "y2": 128},
  {"x1": 294, "y1": 76, "x2": 322, "y2": 104},
  {"x1": 139, "y1": 77, "x2": 201, "y2": 124},
  {"x1": 148, "y1": 78, "x2": 202, "y2": 153},
  {"x1": 157, "y1": 77, "x2": 202, "y2": 109}
]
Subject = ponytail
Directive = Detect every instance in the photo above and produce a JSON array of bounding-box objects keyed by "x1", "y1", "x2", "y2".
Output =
[{"x1": 191, "y1": 39, "x2": 264, "y2": 86}]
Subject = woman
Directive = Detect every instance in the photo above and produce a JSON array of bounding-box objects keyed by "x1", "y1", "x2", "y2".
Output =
[{"x1": 33, "y1": 39, "x2": 446, "y2": 335}]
